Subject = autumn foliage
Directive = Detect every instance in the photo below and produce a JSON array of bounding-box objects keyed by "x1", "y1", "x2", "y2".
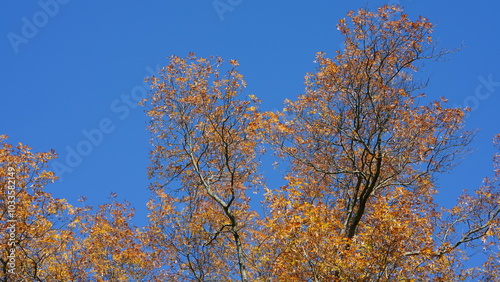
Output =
[
  {"x1": 143, "y1": 54, "x2": 262, "y2": 281},
  {"x1": 1, "y1": 5, "x2": 500, "y2": 281},
  {"x1": 0, "y1": 136, "x2": 159, "y2": 281}
]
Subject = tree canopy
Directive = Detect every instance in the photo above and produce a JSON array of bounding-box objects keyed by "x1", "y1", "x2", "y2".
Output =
[{"x1": 2, "y1": 5, "x2": 500, "y2": 281}]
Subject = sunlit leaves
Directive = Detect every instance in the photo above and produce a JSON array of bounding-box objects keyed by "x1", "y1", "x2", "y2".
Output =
[
  {"x1": 0, "y1": 137, "x2": 161, "y2": 281},
  {"x1": 0, "y1": 136, "x2": 72, "y2": 281},
  {"x1": 143, "y1": 53, "x2": 262, "y2": 281},
  {"x1": 2, "y1": 4, "x2": 499, "y2": 281},
  {"x1": 257, "y1": 4, "x2": 487, "y2": 281}
]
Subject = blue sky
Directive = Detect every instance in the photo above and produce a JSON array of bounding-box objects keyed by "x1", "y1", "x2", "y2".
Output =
[{"x1": 2, "y1": 0, "x2": 500, "y2": 252}]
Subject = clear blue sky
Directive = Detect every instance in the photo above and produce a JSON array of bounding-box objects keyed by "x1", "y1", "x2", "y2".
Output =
[{"x1": 2, "y1": 0, "x2": 499, "y2": 251}]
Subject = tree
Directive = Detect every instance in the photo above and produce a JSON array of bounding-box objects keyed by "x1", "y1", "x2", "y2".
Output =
[
  {"x1": 2, "y1": 4, "x2": 499, "y2": 281},
  {"x1": 143, "y1": 54, "x2": 262, "y2": 281},
  {"x1": 0, "y1": 135, "x2": 74, "y2": 281},
  {"x1": 0, "y1": 136, "x2": 158, "y2": 281},
  {"x1": 441, "y1": 133, "x2": 500, "y2": 280},
  {"x1": 140, "y1": 5, "x2": 500, "y2": 281},
  {"x1": 65, "y1": 196, "x2": 162, "y2": 281},
  {"x1": 255, "y1": 5, "x2": 497, "y2": 281}
]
